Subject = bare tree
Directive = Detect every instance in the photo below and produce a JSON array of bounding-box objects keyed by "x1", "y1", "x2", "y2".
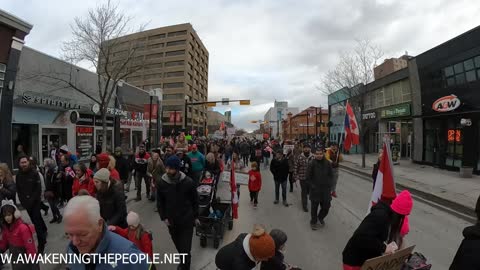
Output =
[
  {"x1": 319, "y1": 39, "x2": 383, "y2": 168},
  {"x1": 58, "y1": 0, "x2": 146, "y2": 151}
]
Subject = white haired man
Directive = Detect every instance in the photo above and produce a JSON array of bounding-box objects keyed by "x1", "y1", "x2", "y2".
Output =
[{"x1": 64, "y1": 196, "x2": 149, "y2": 269}]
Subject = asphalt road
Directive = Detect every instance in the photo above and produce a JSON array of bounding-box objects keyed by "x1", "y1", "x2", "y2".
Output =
[{"x1": 18, "y1": 167, "x2": 472, "y2": 270}]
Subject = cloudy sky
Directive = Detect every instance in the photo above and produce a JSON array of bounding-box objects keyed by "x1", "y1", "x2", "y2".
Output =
[{"x1": 3, "y1": 0, "x2": 480, "y2": 131}]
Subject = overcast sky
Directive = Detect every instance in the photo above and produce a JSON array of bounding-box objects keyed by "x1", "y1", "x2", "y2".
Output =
[{"x1": 3, "y1": 0, "x2": 480, "y2": 131}]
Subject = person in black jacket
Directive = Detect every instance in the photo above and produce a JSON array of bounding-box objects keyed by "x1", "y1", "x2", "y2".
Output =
[
  {"x1": 270, "y1": 151, "x2": 290, "y2": 206},
  {"x1": 177, "y1": 149, "x2": 193, "y2": 178},
  {"x1": 261, "y1": 229, "x2": 301, "y2": 270},
  {"x1": 134, "y1": 144, "x2": 151, "y2": 201},
  {"x1": 216, "y1": 224, "x2": 275, "y2": 270},
  {"x1": 43, "y1": 158, "x2": 62, "y2": 224},
  {"x1": 15, "y1": 156, "x2": 48, "y2": 253},
  {"x1": 156, "y1": 156, "x2": 199, "y2": 270},
  {"x1": 93, "y1": 168, "x2": 128, "y2": 228},
  {"x1": 450, "y1": 194, "x2": 480, "y2": 270},
  {"x1": 342, "y1": 190, "x2": 413, "y2": 269},
  {"x1": 114, "y1": 147, "x2": 130, "y2": 191}
]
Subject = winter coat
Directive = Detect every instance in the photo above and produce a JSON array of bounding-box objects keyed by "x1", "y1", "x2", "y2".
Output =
[
  {"x1": 134, "y1": 152, "x2": 151, "y2": 175},
  {"x1": 0, "y1": 218, "x2": 38, "y2": 270},
  {"x1": 450, "y1": 224, "x2": 480, "y2": 270},
  {"x1": 67, "y1": 225, "x2": 149, "y2": 270},
  {"x1": 287, "y1": 153, "x2": 295, "y2": 173},
  {"x1": 248, "y1": 170, "x2": 262, "y2": 192},
  {"x1": 156, "y1": 172, "x2": 199, "y2": 227},
  {"x1": 16, "y1": 167, "x2": 42, "y2": 210},
  {"x1": 270, "y1": 158, "x2": 289, "y2": 182},
  {"x1": 188, "y1": 151, "x2": 205, "y2": 172},
  {"x1": 0, "y1": 178, "x2": 17, "y2": 202},
  {"x1": 179, "y1": 155, "x2": 193, "y2": 178},
  {"x1": 294, "y1": 153, "x2": 314, "y2": 182},
  {"x1": 44, "y1": 167, "x2": 61, "y2": 199},
  {"x1": 72, "y1": 174, "x2": 96, "y2": 197},
  {"x1": 240, "y1": 142, "x2": 250, "y2": 155},
  {"x1": 147, "y1": 158, "x2": 166, "y2": 183},
  {"x1": 215, "y1": 233, "x2": 257, "y2": 270},
  {"x1": 109, "y1": 168, "x2": 121, "y2": 182},
  {"x1": 111, "y1": 226, "x2": 153, "y2": 259},
  {"x1": 115, "y1": 155, "x2": 130, "y2": 181},
  {"x1": 205, "y1": 160, "x2": 221, "y2": 178},
  {"x1": 261, "y1": 250, "x2": 286, "y2": 270},
  {"x1": 325, "y1": 148, "x2": 343, "y2": 168},
  {"x1": 96, "y1": 180, "x2": 128, "y2": 228},
  {"x1": 342, "y1": 202, "x2": 391, "y2": 266},
  {"x1": 60, "y1": 166, "x2": 75, "y2": 202},
  {"x1": 306, "y1": 158, "x2": 333, "y2": 201}
]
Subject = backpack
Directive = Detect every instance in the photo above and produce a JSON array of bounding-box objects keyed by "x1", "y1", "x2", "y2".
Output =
[{"x1": 402, "y1": 252, "x2": 432, "y2": 270}]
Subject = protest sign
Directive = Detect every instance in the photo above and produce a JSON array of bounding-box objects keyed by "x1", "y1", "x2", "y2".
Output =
[
  {"x1": 221, "y1": 171, "x2": 249, "y2": 185},
  {"x1": 361, "y1": 246, "x2": 415, "y2": 270}
]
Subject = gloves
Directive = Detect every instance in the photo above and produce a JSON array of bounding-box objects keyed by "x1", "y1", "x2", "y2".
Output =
[{"x1": 385, "y1": 241, "x2": 398, "y2": 254}]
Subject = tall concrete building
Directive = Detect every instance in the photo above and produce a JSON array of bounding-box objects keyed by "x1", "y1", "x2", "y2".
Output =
[
  {"x1": 109, "y1": 23, "x2": 209, "y2": 135},
  {"x1": 264, "y1": 101, "x2": 299, "y2": 139}
]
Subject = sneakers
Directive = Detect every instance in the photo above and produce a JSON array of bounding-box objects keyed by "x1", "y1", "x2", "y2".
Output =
[
  {"x1": 303, "y1": 207, "x2": 309, "y2": 212},
  {"x1": 310, "y1": 223, "x2": 318, "y2": 230},
  {"x1": 319, "y1": 219, "x2": 325, "y2": 227},
  {"x1": 273, "y1": 200, "x2": 279, "y2": 204},
  {"x1": 283, "y1": 201, "x2": 289, "y2": 207},
  {"x1": 331, "y1": 191, "x2": 337, "y2": 198},
  {"x1": 253, "y1": 204, "x2": 258, "y2": 209},
  {"x1": 57, "y1": 215, "x2": 63, "y2": 224},
  {"x1": 49, "y1": 218, "x2": 58, "y2": 224}
]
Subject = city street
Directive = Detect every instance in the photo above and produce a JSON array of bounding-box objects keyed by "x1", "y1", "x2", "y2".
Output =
[{"x1": 29, "y1": 167, "x2": 470, "y2": 270}]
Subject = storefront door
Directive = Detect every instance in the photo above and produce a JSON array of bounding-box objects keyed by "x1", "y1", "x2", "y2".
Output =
[
  {"x1": 96, "y1": 129, "x2": 113, "y2": 153},
  {"x1": 41, "y1": 128, "x2": 67, "y2": 162},
  {"x1": 132, "y1": 130, "x2": 143, "y2": 152}
]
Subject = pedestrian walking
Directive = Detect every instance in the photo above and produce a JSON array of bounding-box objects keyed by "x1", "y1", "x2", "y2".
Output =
[
  {"x1": 270, "y1": 151, "x2": 290, "y2": 207},
  {"x1": 134, "y1": 144, "x2": 151, "y2": 201},
  {"x1": 263, "y1": 145, "x2": 272, "y2": 169},
  {"x1": 0, "y1": 200, "x2": 39, "y2": 270},
  {"x1": 157, "y1": 156, "x2": 199, "y2": 270},
  {"x1": 72, "y1": 163, "x2": 96, "y2": 197},
  {"x1": 89, "y1": 154, "x2": 97, "y2": 174},
  {"x1": 43, "y1": 158, "x2": 62, "y2": 224},
  {"x1": 325, "y1": 142, "x2": 343, "y2": 198},
  {"x1": 15, "y1": 156, "x2": 48, "y2": 253},
  {"x1": 29, "y1": 156, "x2": 50, "y2": 216},
  {"x1": 215, "y1": 224, "x2": 276, "y2": 270},
  {"x1": 59, "y1": 145, "x2": 78, "y2": 167},
  {"x1": 306, "y1": 148, "x2": 333, "y2": 230},
  {"x1": 205, "y1": 153, "x2": 221, "y2": 180},
  {"x1": 342, "y1": 190, "x2": 413, "y2": 269},
  {"x1": 115, "y1": 147, "x2": 131, "y2": 188},
  {"x1": 0, "y1": 163, "x2": 17, "y2": 202},
  {"x1": 177, "y1": 149, "x2": 193, "y2": 178},
  {"x1": 240, "y1": 140, "x2": 250, "y2": 167},
  {"x1": 286, "y1": 149, "x2": 295, "y2": 192},
  {"x1": 450, "y1": 193, "x2": 480, "y2": 269},
  {"x1": 147, "y1": 149, "x2": 166, "y2": 201},
  {"x1": 294, "y1": 144, "x2": 314, "y2": 212},
  {"x1": 64, "y1": 196, "x2": 149, "y2": 269},
  {"x1": 248, "y1": 162, "x2": 262, "y2": 208},
  {"x1": 94, "y1": 168, "x2": 128, "y2": 228},
  {"x1": 187, "y1": 144, "x2": 205, "y2": 185},
  {"x1": 59, "y1": 154, "x2": 75, "y2": 204}
]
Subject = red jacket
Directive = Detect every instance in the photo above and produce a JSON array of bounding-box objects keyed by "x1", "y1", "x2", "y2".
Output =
[
  {"x1": 0, "y1": 218, "x2": 36, "y2": 256},
  {"x1": 72, "y1": 175, "x2": 96, "y2": 197},
  {"x1": 248, "y1": 170, "x2": 262, "y2": 192},
  {"x1": 110, "y1": 168, "x2": 121, "y2": 182},
  {"x1": 112, "y1": 226, "x2": 152, "y2": 258}
]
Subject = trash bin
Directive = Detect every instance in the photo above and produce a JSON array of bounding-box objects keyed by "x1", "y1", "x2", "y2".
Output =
[{"x1": 460, "y1": 166, "x2": 473, "y2": 178}]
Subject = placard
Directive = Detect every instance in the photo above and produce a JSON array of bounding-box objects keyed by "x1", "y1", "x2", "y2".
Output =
[
  {"x1": 361, "y1": 246, "x2": 415, "y2": 270},
  {"x1": 221, "y1": 171, "x2": 249, "y2": 185},
  {"x1": 76, "y1": 126, "x2": 94, "y2": 161},
  {"x1": 283, "y1": 144, "x2": 294, "y2": 154}
]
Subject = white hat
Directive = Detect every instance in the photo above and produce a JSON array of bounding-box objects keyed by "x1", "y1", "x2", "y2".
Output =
[
  {"x1": 1, "y1": 200, "x2": 21, "y2": 219},
  {"x1": 127, "y1": 211, "x2": 140, "y2": 227},
  {"x1": 60, "y1": 145, "x2": 69, "y2": 153}
]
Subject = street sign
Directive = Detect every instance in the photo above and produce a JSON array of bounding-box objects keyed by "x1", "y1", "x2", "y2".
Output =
[
  {"x1": 222, "y1": 98, "x2": 229, "y2": 105},
  {"x1": 207, "y1": 102, "x2": 217, "y2": 107},
  {"x1": 240, "y1": 100, "x2": 250, "y2": 105}
]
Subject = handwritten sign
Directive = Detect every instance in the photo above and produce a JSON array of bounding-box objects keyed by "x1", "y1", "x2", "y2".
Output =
[
  {"x1": 361, "y1": 246, "x2": 415, "y2": 270},
  {"x1": 221, "y1": 171, "x2": 249, "y2": 185}
]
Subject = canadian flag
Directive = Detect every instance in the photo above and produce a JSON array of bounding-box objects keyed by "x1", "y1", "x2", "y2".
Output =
[
  {"x1": 369, "y1": 141, "x2": 397, "y2": 212},
  {"x1": 230, "y1": 161, "x2": 239, "y2": 219},
  {"x1": 344, "y1": 101, "x2": 360, "y2": 151}
]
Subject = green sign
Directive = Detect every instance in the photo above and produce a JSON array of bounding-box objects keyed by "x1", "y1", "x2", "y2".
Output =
[{"x1": 380, "y1": 103, "x2": 411, "y2": 119}]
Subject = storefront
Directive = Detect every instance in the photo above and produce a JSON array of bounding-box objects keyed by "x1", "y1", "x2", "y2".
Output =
[
  {"x1": 377, "y1": 103, "x2": 413, "y2": 159},
  {"x1": 119, "y1": 115, "x2": 147, "y2": 154}
]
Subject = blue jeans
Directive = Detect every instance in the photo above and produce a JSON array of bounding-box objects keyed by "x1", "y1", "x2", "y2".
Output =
[{"x1": 274, "y1": 181, "x2": 287, "y2": 202}]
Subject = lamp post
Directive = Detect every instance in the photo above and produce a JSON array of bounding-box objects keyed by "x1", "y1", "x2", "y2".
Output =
[
  {"x1": 148, "y1": 89, "x2": 156, "y2": 150},
  {"x1": 155, "y1": 88, "x2": 163, "y2": 146},
  {"x1": 184, "y1": 95, "x2": 189, "y2": 133}
]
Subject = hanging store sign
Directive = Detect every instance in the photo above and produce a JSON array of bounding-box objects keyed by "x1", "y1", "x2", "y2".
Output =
[
  {"x1": 106, "y1": 107, "x2": 128, "y2": 117},
  {"x1": 120, "y1": 119, "x2": 144, "y2": 127},
  {"x1": 380, "y1": 103, "x2": 411, "y2": 119},
  {"x1": 432, "y1": 94, "x2": 461, "y2": 112},
  {"x1": 22, "y1": 93, "x2": 81, "y2": 110},
  {"x1": 76, "y1": 126, "x2": 94, "y2": 162},
  {"x1": 362, "y1": 112, "x2": 376, "y2": 120}
]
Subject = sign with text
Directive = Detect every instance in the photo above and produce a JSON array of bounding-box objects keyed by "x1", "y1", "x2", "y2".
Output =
[
  {"x1": 361, "y1": 246, "x2": 415, "y2": 270},
  {"x1": 432, "y1": 94, "x2": 461, "y2": 112},
  {"x1": 169, "y1": 112, "x2": 181, "y2": 122},
  {"x1": 144, "y1": 104, "x2": 158, "y2": 119},
  {"x1": 283, "y1": 144, "x2": 294, "y2": 154},
  {"x1": 380, "y1": 103, "x2": 411, "y2": 119},
  {"x1": 76, "y1": 126, "x2": 94, "y2": 161},
  {"x1": 221, "y1": 171, "x2": 249, "y2": 185},
  {"x1": 363, "y1": 112, "x2": 377, "y2": 120}
]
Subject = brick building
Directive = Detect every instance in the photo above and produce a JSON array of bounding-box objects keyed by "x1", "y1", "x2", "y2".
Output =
[{"x1": 282, "y1": 106, "x2": 328, "y2": 140}]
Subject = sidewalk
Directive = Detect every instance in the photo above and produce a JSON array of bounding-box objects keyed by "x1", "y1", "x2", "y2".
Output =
[{"x1": 340, "y1": 153, "x2": 480, "y2": 216}]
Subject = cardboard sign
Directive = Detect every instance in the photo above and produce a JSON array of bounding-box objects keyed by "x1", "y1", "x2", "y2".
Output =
[
  {"x1": 361, "y1": 246, "x2": 415, "y2": 270},
  {"x1": 283, "y1": 144, "x2": 294, "y2": 154},
  {"x1": 221, "y1": 171, "x2": 249, "y2": 185}
]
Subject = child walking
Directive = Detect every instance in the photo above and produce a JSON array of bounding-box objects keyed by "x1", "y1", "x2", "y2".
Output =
[{"x1": 248, "y1": 162, "x2": 262, "y2": 208}]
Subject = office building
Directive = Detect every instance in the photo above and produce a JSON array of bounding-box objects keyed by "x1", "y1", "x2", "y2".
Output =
[{"x1": 264, "y1": 101, "x2": 299, "y2": 139}]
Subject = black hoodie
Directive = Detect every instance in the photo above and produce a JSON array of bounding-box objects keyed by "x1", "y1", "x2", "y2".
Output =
[{"x1": 450, "y1": 224, "x2": 480, "y2": 270}]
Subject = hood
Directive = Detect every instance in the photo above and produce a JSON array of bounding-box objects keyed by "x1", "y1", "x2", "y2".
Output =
[
  {"x1": 463, "y1": 224, "x2": 480, "y2": 239},
  {"x1": 161, "y1": 171, "x2": 187, "y2": 184}
]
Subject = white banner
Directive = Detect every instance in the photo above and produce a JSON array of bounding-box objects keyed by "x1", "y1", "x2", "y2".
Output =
[{"x1": 221, "y1": 171, "x2": 249, "y2": 185}]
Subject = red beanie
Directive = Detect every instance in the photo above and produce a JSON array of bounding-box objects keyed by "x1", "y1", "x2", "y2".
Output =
[
  {"x1": 97, "y1": 153, "x2": 110, "y2": 169},
  {"x1": 391, "y1": 190, "x2": 413, "y2": 215}
]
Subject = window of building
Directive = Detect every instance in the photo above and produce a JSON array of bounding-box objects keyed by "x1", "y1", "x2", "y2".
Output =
[
  {"x1": 444, "y1": 55, "x2": 480, "y2": 87},
  {"x1": 145, "y1": 63, "x2": 163, "y2": 69},
  {"x1": 376, "y1": 90, "x2": 384, "y2": 107},
  {"x1": 168, "y1": 30, "x2": 187, "y2": 37},
  {"x1": 143, "y1": 84, "x2": 162, "y2": 90},
  {"x1": 149, "y1": 33, "x2": 166, "y2": 40},
  {"x1": 455, "y1": 73, "x2": 466, "y2": 85},
  {"x1": 454, "y1": 63, "x2": 464, "y2": 74},
  {"x1": 165, "y1": 50, "x2": 185, "y2": 57},
  {"x1": 189, "y1": 73, "x2": 193, "y2": 80},
  {"x1": 475, "y1": 56, "x2": 480, "y2": 68},
  {"x1": 148, "y1": 52, "x2": 164, "y2": 59},
  {"x1": 163, "y1": 82, "x2": 184, "y2": 89},
  {"x1": 167, "y1": 40, "x2": 187, "y2": 47},
  {"x1": 163, "y1": 105, "x2": 183, "y2": 111},
  {"x1": 148, "y1": 43, "x2": 164, "y2": 50},
  {"x1": 127, "y1": 76, "x2": 141, "y2": 81},
  {"x1": 163, "y1": 94, "x2": 185, "y2": 100},
  {"x1": 466, "y1": 70, "x2": 477, "y2": 82},
  {"x1": 165, "y1": 60, "x2": 184, "y2": 67},
  {"x1": 165, "y1": 71, "x2": 184, "y2": 77},
  {"x1": 144, "y1": 74, "x2": 162, "y2": 80}
]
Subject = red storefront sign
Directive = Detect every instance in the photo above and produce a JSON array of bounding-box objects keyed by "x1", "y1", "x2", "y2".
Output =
[
  {"x1": 169, "y1": 112, "x2": 182, "y2": 122},
  {"x1": 144, "y1": 104, "x2": 158, "y2": 119}
]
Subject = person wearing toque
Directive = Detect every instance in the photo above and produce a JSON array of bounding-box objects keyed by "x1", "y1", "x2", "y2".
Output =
[
  {"x1": 93, "y1": 168, "x2": 128, "y2": 228},
  {"x1": 156, "y1": 156, "x2": 199, "y2": 270}
]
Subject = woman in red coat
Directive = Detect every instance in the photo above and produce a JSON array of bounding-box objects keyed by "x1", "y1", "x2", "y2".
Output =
[
  {"x1": 72, "y1": 163, "x2": 96, "y2": 197},
  {"x1": 248, "y1": 162, "x2": 262, "y2": 208}
]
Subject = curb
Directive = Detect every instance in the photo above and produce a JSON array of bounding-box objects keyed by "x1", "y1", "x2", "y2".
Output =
[{"x1": 340, "y1": 164, "x2": 477, "y2": 220}]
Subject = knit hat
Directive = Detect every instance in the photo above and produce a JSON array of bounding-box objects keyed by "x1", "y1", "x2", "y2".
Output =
[
  {"x1": 269, "y1": 229, "x2": 287, "y2": 249},
  {"x1": 391, "y1": 190, "x2": 413, "y2": 215},
  {"x1": 94, "y1": 168, "x2": 110, "y2": 183},
  {"x1": 165, "y1": 156, "x2": 181, "y2": 170},
  {"x1": 97, "y1": 153, "x2": 110, "y2": 169},
  {"x1": 249, "y1": 225, "x2": 275, "y2": 261},
  {"x1": 1, "y1": 200, "x2": 21, "y2": 219},
  {"x1": 127, "y1": 212, "x2": 140, "y2": 227}
]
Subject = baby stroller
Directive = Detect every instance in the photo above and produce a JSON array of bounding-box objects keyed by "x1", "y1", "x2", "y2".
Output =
[{"x1": 197, "y1": 171, "x2": 215, "y2": 216}]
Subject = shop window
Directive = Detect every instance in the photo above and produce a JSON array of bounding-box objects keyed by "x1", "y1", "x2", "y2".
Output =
[
  {"x1": 12, "y1": 124, "x2": 39, "y2": 167},
  {"x1": 454, "y1": 62, "x2": 464, "y2": 74},
  {"x1": 475, "y1": 56, "x2": 480, "y2": 68},
  {"x1": 444, "y1": 66, "x2": 454, "y2": 77},
  {"x1": 455, "y1": 73, "x2": 466, "y2": 85},
  {"x1": 466, "y1": 70, "x2": 477, "y2": 82},
  {"x1": 447, "y1": 77, "x2": 455, "y2": 87},
  {"x1": 464, "y1": 59, "x2": 475, "y2": 71}
]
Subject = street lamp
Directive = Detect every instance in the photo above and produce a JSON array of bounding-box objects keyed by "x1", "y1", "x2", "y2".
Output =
[
  {"x1": 154, "y1": 88, "x2": 163, "y2": 145},
  {"x1": 148, "y1": 89, "x2": 155, "y2": 150},
  {"x1": 184, "y1": 95, "x2": 189, "y2": 133}
]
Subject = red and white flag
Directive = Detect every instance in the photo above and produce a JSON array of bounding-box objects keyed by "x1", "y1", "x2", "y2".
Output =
[
  {"x1": 230, "y1": 162, "x2": 239, "y2": 219},
  {"x1": 344, "y1": 101, "x2": 360, "y2": 151},
  {"x1": 369, "y1": 141, "x2": 397, "y2": 212}
]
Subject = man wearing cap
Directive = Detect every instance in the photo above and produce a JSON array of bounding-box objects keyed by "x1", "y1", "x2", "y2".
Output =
[
  {"x1": 94, "y1": 168, "x2": 128, "y2": 228},
  {"x1": 134, "y1": 144, "x2": 151, "y2": 201},
  {"x1": 156, "y1": 156, "x2": 199, "y2": 270},
  {"x1": 187, "y1": 144, "x2": 205, "y2": 185}
]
